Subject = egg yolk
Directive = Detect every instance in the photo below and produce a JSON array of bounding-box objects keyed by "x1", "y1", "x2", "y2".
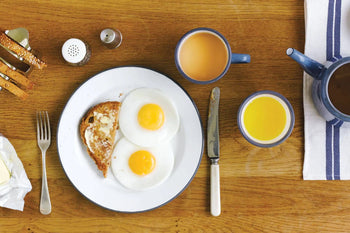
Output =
[
  {"x1": 137, "y1": 103, "x2": 165, "y2": 130},
  {"x1": 128, "y1": 150, "x2": 156, "y2": 176}
]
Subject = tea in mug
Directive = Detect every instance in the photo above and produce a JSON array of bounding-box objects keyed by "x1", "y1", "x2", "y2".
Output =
[
  {"x1": 238, "y1": 92, "x2": 294, "y2": 147},
  {"x1": 178, "y1": 31, "x2": 228, "y2": 82},
  {"x1": 328, "y1": 63, "x2": 350, "y2": 115}
]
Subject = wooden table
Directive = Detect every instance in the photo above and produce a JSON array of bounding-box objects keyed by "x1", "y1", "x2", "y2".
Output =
[{"x1": 1, "y1": 0, "x2": 348, "y2": 232}]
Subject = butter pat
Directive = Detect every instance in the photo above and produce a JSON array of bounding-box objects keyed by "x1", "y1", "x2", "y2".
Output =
[{"x1": 0, "y1": 158, "x2": 10, "y2": 185}]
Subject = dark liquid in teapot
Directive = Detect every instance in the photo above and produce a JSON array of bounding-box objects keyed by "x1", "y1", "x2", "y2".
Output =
[{"x1": 328, "y1": 63, "x2": 350, "y2": 115}]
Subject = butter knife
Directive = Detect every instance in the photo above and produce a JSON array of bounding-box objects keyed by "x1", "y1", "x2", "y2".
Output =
[{"x1": 207, "y1": 87, "x2": 221, "y2": 216}]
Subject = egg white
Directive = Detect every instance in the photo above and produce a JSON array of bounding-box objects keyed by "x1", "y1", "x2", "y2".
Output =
[
  {"x1": 111, "y1": 137, "x2": 174, "y2": 191},
  {"x1": 118, "y1": 88, "x2": 180, "y2": 147}
]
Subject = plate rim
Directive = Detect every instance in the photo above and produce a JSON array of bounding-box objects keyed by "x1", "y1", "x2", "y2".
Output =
[{"x1": 56, "y1": 65, "x2": 204, "y2": 213}]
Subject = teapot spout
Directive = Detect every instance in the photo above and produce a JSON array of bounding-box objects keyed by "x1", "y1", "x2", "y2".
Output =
[{"x1": 286, "y1": 48, "x2": 324, "y2": 79}]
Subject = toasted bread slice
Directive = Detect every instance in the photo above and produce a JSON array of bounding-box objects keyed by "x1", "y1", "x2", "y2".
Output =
[
  {"x1": 80, "y1": 101, "x2": 121, "y2": 177},
  {"x1": 0, "y1": 60, "x2": 34, "y2": 89},
  {"x1": 0, "y1": 32, "x2": 47, "y2": 69},
  {"x1": 0, "y1": 77, "x2": 28, "y2": 99}
]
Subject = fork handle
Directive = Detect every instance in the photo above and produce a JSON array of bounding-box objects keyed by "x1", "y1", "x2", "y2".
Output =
[{"x1": 40, "y1": 150, "x2": 51, "y2": 215}]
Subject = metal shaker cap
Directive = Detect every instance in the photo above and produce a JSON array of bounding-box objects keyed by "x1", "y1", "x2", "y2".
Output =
[
  {"x1": 62, "y1": 38, "x2": 88, "y2": 64},
  {"x1": 100, "y1": 28, "x2": 122, "y2": 49}
]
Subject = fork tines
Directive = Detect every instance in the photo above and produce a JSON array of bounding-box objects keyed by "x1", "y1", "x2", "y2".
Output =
[
  {"x1": 36, "y1": 110, "x2": 51, "y2": 215},
  {"x1": 37, "y1": 111, "x2": 51, "y2": 142}
]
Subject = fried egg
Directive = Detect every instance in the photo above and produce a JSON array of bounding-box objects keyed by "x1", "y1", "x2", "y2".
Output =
[
  {"x1": 118, "y1": 88, "x2": 180, "y2": 147},
  {"x1": 111, "y1": 137, "x2": 174, "y2": 191}
]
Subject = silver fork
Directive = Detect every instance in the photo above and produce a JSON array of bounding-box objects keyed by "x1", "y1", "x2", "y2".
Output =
[{"x1": 36, "y1": 111, "x2": 52, "y2": 215}]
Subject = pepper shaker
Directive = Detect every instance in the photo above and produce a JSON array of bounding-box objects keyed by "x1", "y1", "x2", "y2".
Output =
[{"x1": 100, "y1": 28, "x2": 122, "y2": 49}]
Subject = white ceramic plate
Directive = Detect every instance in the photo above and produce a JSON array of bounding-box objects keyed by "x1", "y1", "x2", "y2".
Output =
[{"x1": 57, "y1": 67, "x2": 203, "y2": 212}]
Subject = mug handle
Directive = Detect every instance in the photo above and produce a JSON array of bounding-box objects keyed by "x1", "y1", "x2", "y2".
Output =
[{"x1": 231, "y1": 53, "x2": 251, "y2": 63}]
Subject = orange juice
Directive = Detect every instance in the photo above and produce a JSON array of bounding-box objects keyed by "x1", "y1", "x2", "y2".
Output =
[
  {"x1": 240, "y1": 94, "x2": 292, "y2": 145},
  {"x1": 178, "y1": 31, "x2": 228, "y2": 81}
]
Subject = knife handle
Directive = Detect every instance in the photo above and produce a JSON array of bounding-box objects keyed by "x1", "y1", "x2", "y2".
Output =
[{"x1": 210, "y1": 163, "x2": 221, "y2": 216}]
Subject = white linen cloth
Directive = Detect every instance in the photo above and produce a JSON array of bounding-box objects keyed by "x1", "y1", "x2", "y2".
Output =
[
  {"x1": 0, "y1": 134, "x2": 32, "y2": 210},
  {"x1": 303, "y1": 0, "x2": 350, "y2": 180}
]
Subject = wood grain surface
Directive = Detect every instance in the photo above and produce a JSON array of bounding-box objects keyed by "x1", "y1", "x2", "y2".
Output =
[{"x1": 1, "y1": 0, "x2": 348, "y2": 232}]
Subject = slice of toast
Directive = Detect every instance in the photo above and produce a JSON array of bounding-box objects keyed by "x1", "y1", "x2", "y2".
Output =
[
  {"x1": 0, "y1": 60, "x2": 34, "y2": 89},
  {"x1": 0, "y1": 32, "x2": 47, "y2": 69},
  {"x1": 80, "y1": 101, "x2": 121, "y2": 177}
]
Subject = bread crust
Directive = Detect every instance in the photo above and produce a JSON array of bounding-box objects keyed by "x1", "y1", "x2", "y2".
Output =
[
  {"x1": 0, "y1": 60, "x2": 34, "y2": 89},
  {"x1": 0, "y1": 77, "x2": 28, "y2": 99},
  {"x1": 0, "y1": 32, "x2": 47, "y2": 69},
  {"x1": 80, "y1": 101, "x2": 121, "y2": 177}
]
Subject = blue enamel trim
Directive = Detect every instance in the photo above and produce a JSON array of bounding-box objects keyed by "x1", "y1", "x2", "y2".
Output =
[
  {"x1": 175, "y1": 27, "x2": 250, "y2": 84},
  {"x1": 322, "y1": 59, "x2": 350, "y2": 122},
  {"x1": 237, "y1": 90, "x2": 295, "y2": 148},
  {"x1": 56, "y1": 66, "x2": 204, "y2": 213}
]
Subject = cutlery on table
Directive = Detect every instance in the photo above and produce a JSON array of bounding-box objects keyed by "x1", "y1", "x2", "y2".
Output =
[
  {"x1": 36, "y1": 111, "x2": 52, "y2": 215},
  {"x1": 207, "y1": 87, "x2": 221, "y2": 216}
]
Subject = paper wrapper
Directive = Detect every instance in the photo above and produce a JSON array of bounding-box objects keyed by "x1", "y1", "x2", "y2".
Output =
[{"x1": 0, "y1": 134, "x2": 32, "y2": 211}]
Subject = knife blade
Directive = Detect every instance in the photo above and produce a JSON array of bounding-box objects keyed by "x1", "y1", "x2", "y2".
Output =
[{"x1": 207, "y1": 87, "x2": 221, "y2": 216}]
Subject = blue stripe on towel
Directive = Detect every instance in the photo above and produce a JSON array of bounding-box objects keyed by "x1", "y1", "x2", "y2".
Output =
[
  {"x1": 326, "y1": 121, "x2": 334, "y2": 180},
  {"x1": 328, "y1": 118, "x2": 339, "y2": 125},
  {"x1": 333, "y1": 123, "x2": 341, "y2": 179},
  {"x1": 335, "y1": 0, "x2": 342, "y2": 59},
  {"x1": 325, "y1": 0, "x2": 342, "y2": 180},
  {"x1": 327, "y1": 0, "x2": 335, "y2": 61}
]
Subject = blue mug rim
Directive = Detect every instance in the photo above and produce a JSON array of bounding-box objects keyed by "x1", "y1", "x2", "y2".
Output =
[
  {"x1": 237, "y1": 90, "x2": 295, "y2": 148},
  {"x1": 321, "y1": 58, "x2": 350, "y2": 122},
  {"x1": 174, "y1": 27, "x2": 232, "y2": 84}
]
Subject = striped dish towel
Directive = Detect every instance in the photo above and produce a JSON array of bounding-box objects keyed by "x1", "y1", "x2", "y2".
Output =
[{"x1": 303, "y1": 0, "x2": 350, "y2": 180}]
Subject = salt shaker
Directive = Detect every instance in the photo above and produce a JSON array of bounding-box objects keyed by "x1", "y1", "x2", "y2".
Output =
[
  {"x1": 61, "y1": 38, "x2": 91, "y2": 66},
  {"x1": 100, "y1": 28, "x2": 122, "y2": 49}
]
